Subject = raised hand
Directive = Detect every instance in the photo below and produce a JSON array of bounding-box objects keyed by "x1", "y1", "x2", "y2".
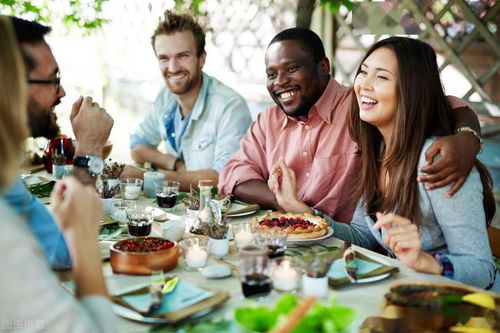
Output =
[
  {"x1": 71, "y1": 96, "x2": 113, "y2": 156},
  {"x1": 373, "y1": 212, "x2": 442, "y2": 275}
]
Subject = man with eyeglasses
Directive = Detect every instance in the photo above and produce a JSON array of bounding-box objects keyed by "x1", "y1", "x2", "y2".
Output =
[{"x1": 2, "y1": 16, "x2": 114, "y2": 269}]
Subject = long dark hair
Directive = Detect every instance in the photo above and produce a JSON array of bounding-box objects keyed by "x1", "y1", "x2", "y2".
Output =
[{"x1": 347, "y1": 37, "x2": 495, "y2": 226}]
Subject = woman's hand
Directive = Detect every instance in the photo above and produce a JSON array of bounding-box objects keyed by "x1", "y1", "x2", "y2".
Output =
[
  {"x1": 373, "y1": 212, "x2": 423, "y2": 268},
  {"x1": 269, "y1": 160, "x2": 310, "y2": 214},
  {"x1": 373, "y1": 212, "x2": 442, "y2": 274},
  {"x1": 50, "y1": 176, "x2": 103, "y2": 241}
]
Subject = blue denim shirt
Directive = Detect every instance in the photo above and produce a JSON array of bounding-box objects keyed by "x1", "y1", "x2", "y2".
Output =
[
  {"x1": 2, "y1": 177, "x2": 71, "y2": 269},
  {"x1": 130, "y1": 72, "x2": 252, "y2": 172}
]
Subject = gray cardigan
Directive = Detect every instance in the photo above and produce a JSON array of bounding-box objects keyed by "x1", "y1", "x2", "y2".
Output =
[{"x1": 318, "y1": 139, "x2": 497, "y2": 291}]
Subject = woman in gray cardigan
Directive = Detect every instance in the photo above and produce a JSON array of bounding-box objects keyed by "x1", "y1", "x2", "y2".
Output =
[{"x1": 270, "y1": 37, "x2": 498, "y2": 291}]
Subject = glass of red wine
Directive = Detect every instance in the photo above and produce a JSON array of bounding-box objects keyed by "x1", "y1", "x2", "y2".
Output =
[
  {"x1": 239, "y1": 245, "x2": 272, "y2": 298},
  {"x1": 125, "y1": 206, "x2": 153, "y2": 237},
  {"x1": 255, "y1": 229, "x2": 288, "y2": 260},
  {"x1": 155, "y1": 180, "x2": 180, "y2": 211},
  {"x1": 42, "y1": 136, "x2": 75, "y2": 173}
]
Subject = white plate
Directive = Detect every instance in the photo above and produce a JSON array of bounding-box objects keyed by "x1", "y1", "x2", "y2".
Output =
[
  {"x1": 286, "y1": 227, "x2": 334, "y2": 244},
  {"x1": 225, "y1": 201, "x2": 258, "y2": 217},
  {"x1": 329, "y1": 252, "x2": 393, "y2": 284},
  {"x1": 351, "y1": 253, "x2": 392, "y2": 284}
]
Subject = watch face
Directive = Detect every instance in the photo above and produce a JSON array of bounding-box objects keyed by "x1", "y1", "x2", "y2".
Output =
[{"x1": 88, "y1": 156, "x2": 104, "y2": 174}]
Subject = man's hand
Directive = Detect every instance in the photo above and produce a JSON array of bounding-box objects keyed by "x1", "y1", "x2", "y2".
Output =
[
  {"x1": 120, "y1": 165, "x2": 146, "y2": 180},
  {"x1": 71, "y1": 96, "x2": 113, "y2": 156},
  {"x1": 418, "y1": 131, "x2": 479, "y2": 197}
]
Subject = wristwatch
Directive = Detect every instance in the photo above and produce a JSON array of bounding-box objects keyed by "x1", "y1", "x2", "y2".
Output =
[{"x1": 73, "y1": 155, "x2": 104, "y2": 177}]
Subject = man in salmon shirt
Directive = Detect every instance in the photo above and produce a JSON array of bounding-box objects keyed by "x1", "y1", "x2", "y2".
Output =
[{"x1": 218, "y1": 28, "x2": 482, "y2": 223}]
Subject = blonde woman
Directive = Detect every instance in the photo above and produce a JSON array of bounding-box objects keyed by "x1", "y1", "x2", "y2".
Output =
[{"x1": 0, "y1": 16, "x2": 116, "y2": 331}]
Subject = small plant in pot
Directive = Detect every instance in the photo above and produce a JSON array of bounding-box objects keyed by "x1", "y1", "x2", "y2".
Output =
[
  {"x1": 102, "y1": 159, "x2": 125, "y2": 187},
  {"x1": 98, "y1": 175, "x2": 120, "y2": 214}
]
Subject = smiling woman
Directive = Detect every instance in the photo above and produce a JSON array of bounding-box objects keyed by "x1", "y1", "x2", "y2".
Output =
[{"x1": 272, "y1": 37, "x2": 499, "y2": 292}]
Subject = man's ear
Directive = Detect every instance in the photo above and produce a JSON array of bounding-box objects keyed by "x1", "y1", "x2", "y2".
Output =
[
  {"x1": 199, "y1": 51, "x2": 207, "y2": 68},
  {"x1": 319, "y1": 57, "x2": 330, "y2": 76}
]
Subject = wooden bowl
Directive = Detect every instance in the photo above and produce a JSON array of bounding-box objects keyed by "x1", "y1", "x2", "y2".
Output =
[
  {"x1": 102, "y1": 141, "x2": 113, "y2": 159},
  {"x1": 110, "y1": 237, "x2": 179, "y2": 275}
]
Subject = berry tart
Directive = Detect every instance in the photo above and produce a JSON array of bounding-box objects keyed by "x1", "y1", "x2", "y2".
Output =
[
  {"x1": 110, "y1": 236, "x2": 179, "y2": 275},
  {"x1": 251, "y1": 212, "x2": 329, "y2": 240}
]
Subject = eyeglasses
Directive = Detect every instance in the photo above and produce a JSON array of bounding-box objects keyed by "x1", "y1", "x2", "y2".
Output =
[{"x1": 28, "y1": 72, "x2": 61, "y2": 94}]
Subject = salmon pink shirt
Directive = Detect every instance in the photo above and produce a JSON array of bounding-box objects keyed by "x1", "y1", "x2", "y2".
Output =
[{"x1": 219, "y1": 79, "x2": 359, "y2": 223}]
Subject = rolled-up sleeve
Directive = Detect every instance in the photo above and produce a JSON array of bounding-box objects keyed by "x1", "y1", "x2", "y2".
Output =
[
  {"x1": 218, "y1": 111, "x2": 271, "y2": 194},
  {"x1": 212, "y1": 96, "x2": 252, "y2": 173},
  {"x1": 130, "y1": 91, "x2": 167, "y2": 149}
]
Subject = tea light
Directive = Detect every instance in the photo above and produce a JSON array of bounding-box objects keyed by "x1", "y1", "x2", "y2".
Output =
[
  {"x1": 185, "y1": 245, "x2": 208, "y2": 269},
  {"x1": 235, "y1": 230, "x2": 253, "y2": 249},
  {"x1": 124, "y1": 185, "x2": 141, "y2": 199},
  {"x1": 273, "y1": 260, "x2": 298, "y2": 291}
]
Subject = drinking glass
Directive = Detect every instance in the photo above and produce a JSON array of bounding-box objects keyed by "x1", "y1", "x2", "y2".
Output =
[
  {"x1": 125, "y1": 206, "x2": 152, "y2": 237},
  {"x1": 239, "y1": 245, "x2": 271, "y2": 298},
  {"x1": 155, "y1": 180, "x2": 180, "y2": 211},
  {"x1": 111, "y1": 200, "x2": 135, "y2": 226},
  {"x1": 255, "y1": 229, "x2": 288, "y2": 259}
]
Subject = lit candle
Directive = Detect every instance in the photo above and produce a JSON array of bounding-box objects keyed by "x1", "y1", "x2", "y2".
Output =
[
  {"x1": 272, "y1": 260, "x2": 298, "y2": 291},
  {"x1": 235, "y1": 231, "x2": 253, "y2": 249},
  {"x1": 185, "y1": 245, "x2": 208, "y2": 268},
  {"x1": 124, "y1": 185, "x2": 141, "y2": 199}
]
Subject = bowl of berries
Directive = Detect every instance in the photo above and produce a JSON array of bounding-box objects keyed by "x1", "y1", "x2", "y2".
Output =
[{"x1": 110, "y1": 237, "x2": 179, "y2": 275}]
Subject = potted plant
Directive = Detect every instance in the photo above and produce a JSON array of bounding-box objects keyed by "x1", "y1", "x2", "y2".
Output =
[
  {"x1": 97, "y1": 175, "x2": 121, "y2": 215},
  {"x1": 102, "y1": 159, "x2": 125, "y2": 187}
]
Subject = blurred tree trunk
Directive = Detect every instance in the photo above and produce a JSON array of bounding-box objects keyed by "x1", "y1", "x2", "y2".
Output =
[{"x1": 296, "y1": 0, "x2": 316, "y2": 28}]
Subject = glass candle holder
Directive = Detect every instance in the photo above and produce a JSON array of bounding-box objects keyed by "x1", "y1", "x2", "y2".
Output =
[
  {"x1": 179, "y1": 238, "x2": 208, "y2": 271},
  {"x1": 271, "y1": 257, "x2": 300, "y2": 292},
  {"x1": 231, "y1": 222, "x2": 254, "y2": 250},
  {"x1": 120, "y1": 178, "x2": 143, "y2": 200},
  {"x1": 143, "y1": 171, "x2": 165, "y2": 198}
]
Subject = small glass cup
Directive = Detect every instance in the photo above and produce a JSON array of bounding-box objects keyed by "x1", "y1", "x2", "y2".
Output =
[
  {"x1": 179, "y1": 238, "x2": 208, "y2": 271},
  {"x1": 120, "y1": 178, "x2": 143, "y2": 200},
  {"x1": 255, "y1": 229, "x2": 288, "y2": 259},
  {"x1": 155, "y1": 180, "x2": 180, "y2": 211},
  {"x1": 239, "y1": 245, "x2": 271, "y2": 298},
  {"x1": 125, "y1": 206, "x2": 152, "y2": 237},
  {"x1": 231, "y1": 223, "x2": 254, "y2": 250}
]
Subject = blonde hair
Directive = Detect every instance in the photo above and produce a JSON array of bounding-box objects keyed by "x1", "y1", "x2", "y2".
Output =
[
  {"x1": 151, "y1": 10, "x2": 205, "y2": 56},
  {"x1": 0, "y1": 16, "x2": 29, "y2": 189}
]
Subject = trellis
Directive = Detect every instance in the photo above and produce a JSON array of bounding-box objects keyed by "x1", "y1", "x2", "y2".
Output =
[{"x1": 331, "y1": 0, "x2": 500, "y2": 116}]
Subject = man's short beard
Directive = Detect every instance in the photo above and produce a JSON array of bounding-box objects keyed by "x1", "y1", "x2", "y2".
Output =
[{"x1": 27, "y1": 98, "x2": 60, "y2": 139}]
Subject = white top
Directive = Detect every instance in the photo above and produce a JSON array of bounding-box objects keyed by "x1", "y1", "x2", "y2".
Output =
[{"x1": 0, "y1": 199, "x2": 116, "y2": 332}]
